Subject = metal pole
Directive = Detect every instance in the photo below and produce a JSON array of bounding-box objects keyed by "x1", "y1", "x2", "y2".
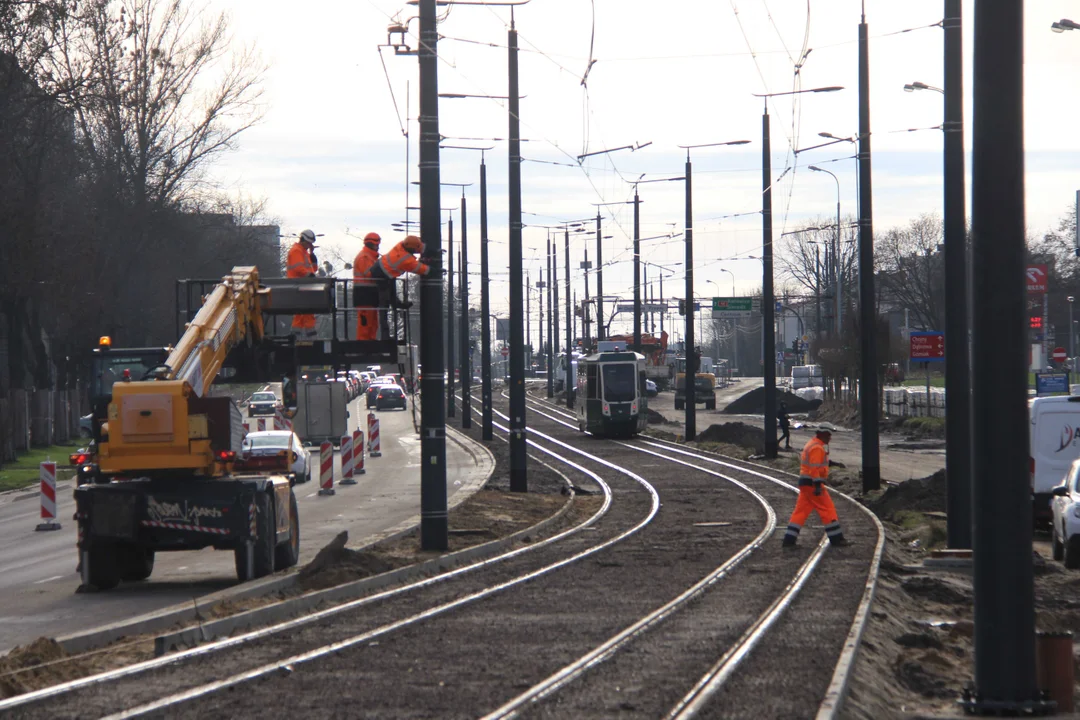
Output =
[
  {"x1": 967, "y1": 2, "x2": 1043, "y2": 712},
  {"x1": 547, "y1": 235, "x2": 555, "y2": 398},
  {"x1": 660, "y1": 273, "x2": 664, "y2": 335},
  {"x1": 633, "y1": 188, "x2": 642, "y2": 351},
  {"x1": 507, "y1": 12, "x2": 527, "y2": 492},
  {"x1": 858, "y1": 11, "x2": 880, "y2": 490},
  {"x1": 582, "y1": 250, "x2": 590, "y2": 344},
  {"x1": 480, "y1": 158, "x2": 492, "y2": 441},
  {"x1": 446, "y1": 212, "x2": 455, "y2": 418},
  {"x1": 537, "y1": 272, "x2": 545, "y2": 380},
  {"x1": 526, "y1": 272, "x2": 531, "y2": 366},
  {"x1": 565, "y1": 227, "x2": 572, "y2": 409},
  {"x1": 943, "y1": 0, "x2": 970, "y2": 548},
  {"x1": 1070, "y1": 300, "x2": 1075, "y2": 359},
  {"x1": 417, "y1": 0, "x2": 447, "y2": 551},
  {"x1": 815, "y1": 246, "x2": 822, "y2": 354},
  {"x1": 762, "y1": 104, "x2": 778, "y2": 459},
  {"x1": 595, "y1": 211, "x2": 604, "y2": 341},
  {"x1": 460, "y1": 193, "x2": 471, "y2": 429},
  {"x1": 685, "y1": 154, "x2": 696, "y2": 440},
  {"x1": 835, "y1": 196, "x2": 842, "y2": 333}
]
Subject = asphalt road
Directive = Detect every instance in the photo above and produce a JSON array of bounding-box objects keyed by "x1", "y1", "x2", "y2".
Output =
[
  {"x1": 648, "y1": 378, "x2": 946, "y2": 482},
  {"x1": 0, "y1": 393, "x2": 490, "y2": 653}
]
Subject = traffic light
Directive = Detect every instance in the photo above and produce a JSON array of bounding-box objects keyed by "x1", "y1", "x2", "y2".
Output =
[{"x1": 678, "y1": 299, "x2": 686, "y2": 315}]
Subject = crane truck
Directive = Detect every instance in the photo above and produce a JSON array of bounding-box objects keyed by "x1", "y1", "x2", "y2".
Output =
[{"x1": 75, "y1": 266, "x2": 411, "y2": 590}]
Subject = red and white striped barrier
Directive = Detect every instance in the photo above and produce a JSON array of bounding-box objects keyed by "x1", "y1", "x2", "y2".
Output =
[
  {"x1": 36, "y1": 461, "x2": 61, "y2": 531},
  {"x1": 242, "y1": 422, "x2": 250, "y2": 435},
  {"x1": 368, "y1": 413, "x2": 382, "y2": 457},
  {"x1": 255, "y1": 418, "x2": 268, "y2": 432},
  {"x1": 274, "y1": 410, "x2": 293, "y2": 431},
  {"x1": 317, "y1": 441, "x2": 335, "y2": 496},
  {"x1": 353, "y1": 429, "x2": 366, "y2": 475},
  {"x1": 340, "y1": 433, "x2": 357, "y2": 485}
]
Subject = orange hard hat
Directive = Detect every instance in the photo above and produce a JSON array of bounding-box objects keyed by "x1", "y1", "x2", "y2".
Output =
[
  {"x1": 364, "y1": 232, "x2": 381, "y2": 244},
  {"x1": 403, "y1": 235, "x2": 424, "y2": 253}
]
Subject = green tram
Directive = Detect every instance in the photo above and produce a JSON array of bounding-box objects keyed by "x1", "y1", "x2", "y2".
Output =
[{"x1": 574, "y1": 351, "x2": 649, "y2": 437}]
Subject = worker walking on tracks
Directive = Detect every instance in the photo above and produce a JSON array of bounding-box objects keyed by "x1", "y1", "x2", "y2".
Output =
[
  {"x1": 782, "y1": 429, "x2": 850, "y2": 547},
  {"x1": 286, "y1": 229, "x2": 319, "y2": 338},
  {"x1": 353, "y1": 232, "x2": 382, "y2": 340}
]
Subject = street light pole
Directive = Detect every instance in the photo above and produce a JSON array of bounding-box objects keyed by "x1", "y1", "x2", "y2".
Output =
[
  {"x1": 446, "y1": 210, "x2": 455, "y2": 418},
  {"x1": 809, "y1": 166, "x2": 841, "y2": 337},
  {"x1": 460, "y1": 190, "x2": 471, "y2": 429},
  {"x1": 480, "y1": 156, "x2": 493, "y2": 440},
  {"x1": 565, "y1": 226, "x2": 572, "y2": 409},
  {"x1": 1070, "y1": 297, "x2": 1075, "y2": 360},
  {"x1": 506, "y1": 10, "x2": 527, "y2": 492},
  {"x1": 595, "y1": 211, "x2": 604, "y2": 341},
  {"x1": 633, "y1": 186, "x2": 642, "y2": 352}
]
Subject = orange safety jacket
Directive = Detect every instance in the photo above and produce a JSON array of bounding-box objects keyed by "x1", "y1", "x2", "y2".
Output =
[
  {"x1": 798, "y1": 437, "x2": 829, "y2": 485},
  {"x1": 353, "y1": 245, "x2": 380, "y2": 283},
  {"x1": 377, "y1": 242, "x2": 430, "y2": 279},
  {"x1": 286, "y1": 242, "x2": 317, "y2": 278}
]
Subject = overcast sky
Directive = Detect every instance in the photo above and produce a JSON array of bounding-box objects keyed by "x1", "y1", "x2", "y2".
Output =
[{"x1": 207, "y1": 0, "x2": 1080, "y2": 338}]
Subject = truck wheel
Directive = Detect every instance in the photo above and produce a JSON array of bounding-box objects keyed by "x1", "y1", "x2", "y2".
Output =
[
  {"x1": 120, "y1": 545, "x2": 155, "y2": 581},
  {"x1": 1053, "y1": 528, "x2": 1065, "y2": 561},
  {"x1": 275, "y1": 491, "x2": 300, "y2": 570},
  {"x1": 234, "y1": 492, "x2": 275, "y2": 581},
  {"x1": 1066, "y1": 536, "x2": 1080, "y2": 570},
  {"x1": 87, "y1": 541, "x2": 121, "y2": 590},
  {"x1": 674, "y1": 399, "x2": 684, "y2": 410},
  {"x1": 705, "y1": 399, "x2": 716, "y2": 410}
]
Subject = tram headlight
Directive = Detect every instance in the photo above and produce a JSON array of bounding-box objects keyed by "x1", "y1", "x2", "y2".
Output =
[
  {"x1": 602, "y1": 403, "x2": 610, "y2": 416},
  {"x1": 631, "y1": 401, "x2": 638, "y2": 414}
]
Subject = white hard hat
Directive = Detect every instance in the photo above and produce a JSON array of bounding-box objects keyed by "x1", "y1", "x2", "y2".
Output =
[{"x1": 299, "y1": 229, "x2": 317, "y2": 245}]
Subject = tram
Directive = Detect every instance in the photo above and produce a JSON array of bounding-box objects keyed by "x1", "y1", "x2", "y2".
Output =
[{"x1": 574, "y1": 351, "x2": 649, "y2": 437}]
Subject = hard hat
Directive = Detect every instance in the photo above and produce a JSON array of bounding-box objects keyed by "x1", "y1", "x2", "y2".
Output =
[
  {"x1": 403, "y1": 235, "x2": 424, "y2": 253},
  {"x1": 299, "y1": 229, "x2": 317, "y2": 245},
  {"x1": 364, "y1": 232, "x2": 381, "y2": 248}
]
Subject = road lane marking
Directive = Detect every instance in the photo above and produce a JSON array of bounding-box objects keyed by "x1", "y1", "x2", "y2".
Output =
[{"x1": 33, "y1": 575, "x2": 64, "y2": 585}]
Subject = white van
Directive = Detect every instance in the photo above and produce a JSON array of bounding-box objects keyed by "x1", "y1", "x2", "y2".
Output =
[
  {"x1": 1030, "y1": 395, "x2": 1080, "y2": 525},
  {"x1": 791, "y1": 364, "x2": 823, "y2": 390}
]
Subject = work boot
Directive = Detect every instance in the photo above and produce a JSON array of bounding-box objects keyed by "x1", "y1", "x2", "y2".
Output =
[
  {"x1": 830, "y1": 537, "x2": 853, "y2": 547},
  {"x1": 781, "y1": 538, "x2": 798, "y2": 549}
]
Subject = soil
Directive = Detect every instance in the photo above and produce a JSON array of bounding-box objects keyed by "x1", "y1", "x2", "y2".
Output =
[
  {"x1": 866, "y1": 469, "x2": 947, "y2": 520},
  {"x1": 694, "y1": 422, "x2": 765, "y2": 454},
  {"x1": 646, "y1": 408, "x2": 675, "y2": 425},
  {"x1": 809, "y1": 400, "x2": 861, "y2": 428},
  {"x1": 724, "y1": 386, "x2": 821, "y2": 415}
]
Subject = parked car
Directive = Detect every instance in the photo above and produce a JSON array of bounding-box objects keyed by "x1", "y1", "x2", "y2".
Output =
[
  {"x1": 80, "y1": 413, "x2": 93, "y2": 438},
  {"x1": 366, "y1": 382, "x2": 393, "y2": 409},
  {"x1": 1051, "y1": 458, "x2": 1080, "y2": 567},
  {"x1": 645, "y1": 378, "x2": 658, "y2": 397},
  {"x1": 1030, "y1": 395, "x2": 1080, "y2": 527},
  {"x1": 240, "y1": 430, "x2": 310, "y2": 483},
  {"x1": 248, "y1": 391, "x2": 281, "y2": 417},
  {"x1": 375, "y1": 385, "x2": 408, "y2": 411}
]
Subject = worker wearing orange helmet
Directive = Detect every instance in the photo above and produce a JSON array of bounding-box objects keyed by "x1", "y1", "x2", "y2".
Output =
[
  {"x1": 286, "y1": 229, "x2": 319, "y2": 337},
  {"x1": 374, "y1": 234, "x2": 430, "y2": 280},
  {"x1": 353, "y1": 232, "x2": 383, "y2": 340},
  {"x1": 782, "y1": 429, "x2": 851, "y2": 547}
]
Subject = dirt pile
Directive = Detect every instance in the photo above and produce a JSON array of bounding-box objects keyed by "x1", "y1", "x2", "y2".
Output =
[
  {"x1": 298, "y1": 531, "x2": 402, "y2": 592},
  {"x1": 723, "y1": 387, "x2": 821, "y2": 415},
  {"x1": 694, "y1": 423, "x2": 765, "y2": 454},
  {"x1": 809, "y1": 400, "x2": 860, "y2": 427},
  {"x1": 646, "y1": 408, "x2": 674, "y2": 425},
  {"x1": 0, "y1": 638, "x2": 68, "y2": 698},
  {"x1": 867, "y1": 469, "x2": 946, "y2": 520}
]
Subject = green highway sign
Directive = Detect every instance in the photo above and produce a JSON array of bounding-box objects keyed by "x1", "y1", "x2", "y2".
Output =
[{"x1": 711, "y1": 296, "x2": 757, "y2": 318}]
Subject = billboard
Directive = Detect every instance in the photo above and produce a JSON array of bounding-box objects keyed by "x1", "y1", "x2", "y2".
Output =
[{"x1": 1027, "y1": 264, "x2": 1048, "y2": 295}]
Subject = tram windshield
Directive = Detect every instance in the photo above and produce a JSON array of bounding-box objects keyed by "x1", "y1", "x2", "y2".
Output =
[{"x1": 601, "y1": 364, "x2": 637, "y2": 402}]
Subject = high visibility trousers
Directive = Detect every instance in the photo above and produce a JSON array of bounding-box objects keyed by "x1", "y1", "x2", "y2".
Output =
[
  {"x1": 783, "y1": 485, "x2": 845, "y2": 545},
  {"x1": 356, "y1": 308, "x2": 380, "y2": 340}
]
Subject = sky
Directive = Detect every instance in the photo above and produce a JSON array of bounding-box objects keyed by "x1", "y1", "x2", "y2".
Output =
[{"x1": 204, "y1": 0, "x2": 1080, "y2": 340}]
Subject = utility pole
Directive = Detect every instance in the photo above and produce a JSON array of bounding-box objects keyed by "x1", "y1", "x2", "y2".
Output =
[
  {"x1": 943, "y1": 0, "x2": 971, "y2": 549},
  {"x1": 460, "y1": 191, "x2": 471, "y2": 429},
  {"x1": 446, "y1": 210, "x2": 455, "y2": 418},
  {"x1": 581, "y1": 250, "x2": 592, "y2": 345},
  {"x1": 684, "y1": 152, "x2": 696, "y2": 440},
  {"x1": 552, "y1": 233, "x2": 559, "y2": 392},
  {"x1": 858, "y1": 5, "x2": 880, "y2": 491},
  {"x1": 537, "y1": 272, "x2": 545, "y2": 378},
  {"x1": 633, "y1": 187, "x2": 642, "y2": 351},
  {"x1": 507, "y1": 9, "x2": 526, "y2": 492},
  {"x1": 547, "y1": 234, "x2": 555, "y2": 398},
  {"x1": 595, "y1": 210, "x2": 604, "y2": 341},
  {"x1": 965, "y1": 2, "x2": 1044, "y2": 713},
  {"x1": 526, "y1": 272, "x2": 531, "y2": 367},
  {"x1": 565, "y1": 226, "x2": 572, "y2": 408},
  {"x1": 480, "y1": 155, "x2": 492, "y2": 440},
  {"x1": 762, "y1": 102, "x2": 778, "y2": 459},
  {"x1": 417, "y1": 0, "x2": 447, "y2": 551}
]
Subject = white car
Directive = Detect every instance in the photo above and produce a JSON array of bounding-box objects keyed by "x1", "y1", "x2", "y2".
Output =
[
  {"x1": 1050, "y1": 457, "x2": 1080, "y2": 567},
  {"x1": 241, "y1": 431, "x2": 310, "y2": 484}
]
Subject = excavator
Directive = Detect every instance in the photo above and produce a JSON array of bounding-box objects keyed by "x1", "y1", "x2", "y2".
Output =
[{"x1": 76, "y1": 265, "x2": 408, "y2": 590}]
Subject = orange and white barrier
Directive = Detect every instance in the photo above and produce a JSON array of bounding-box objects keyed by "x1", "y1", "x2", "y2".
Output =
[
  {"x1": 340, "y1": 433, "x2": 357, "y2": 485},
  {"x1": 318, "y1": 441, "x2": 335, "y2": 496},
  {"x1": 36, "y1": 461, "x2": 61, "y2": 531},
  {"x1": 368, "y1": 413, "x2": 382, "y2": 457},
  {"x1": 274, "y1": 410, "x2": 293, "y2": 431},
  {"x1": 353, "y1": 429, "x2": 366, "y2": 475}
]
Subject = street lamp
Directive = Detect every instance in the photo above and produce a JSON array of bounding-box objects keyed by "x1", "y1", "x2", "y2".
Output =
[
  {"x1": 808, "y1": 165, "x2": 842, "y2": 337},
  {"x1": 1070, "y1": 296, "x2": 1076, "y2": 360},
  {"x1": 1052, "y1": 18, "x2": 1080, "y2": 32},
  {"x1": 903, "y1": 81, "x2": 944, "y2": 94},
  {"x1": 756, "y1": 86, "x2": 843, "y2": 459}
]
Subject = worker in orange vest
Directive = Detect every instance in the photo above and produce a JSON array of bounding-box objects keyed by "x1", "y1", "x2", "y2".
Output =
[
  {"x1": 782, "y1": 429, "x2": 851, "y2": 547},
  {"x1": 286, "y1": 229, "x2": 319, "y2": 337},
  {"x1": 373, "y1": 234, "x2": 430, "y2": 280},
  {"x1": 353, "y1": 232, "x2": 382, "y2": 340}
]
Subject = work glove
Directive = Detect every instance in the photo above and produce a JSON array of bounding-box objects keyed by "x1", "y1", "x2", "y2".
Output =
[
  {"x1": 309, "y1": 250, "x2": 318, "y2": 266},
  {"x1": 813, "y1": 481, "x2": 823, "y2": 497}
]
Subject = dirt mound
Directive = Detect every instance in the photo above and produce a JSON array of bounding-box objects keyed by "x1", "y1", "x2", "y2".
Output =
[
  {"x1": 694, "y1": 423, "x2": 765, "y2": 454},
  {"x1": 723, "y1": 387, "x2": 820, "y2": 415},
  {"x1": 646, "y1": 408, "x2": 674, "y2": 425},
  {"x1": 867, "y1": 469, "x2": 946, "y2": 520},
  {"x1": 297, "y1": 531, "x2": 400, "y2": 592},
  {"x1": 0, "y1": 637, "x2": 69, "y2": 698},
  {"x1": 900, "y1": 575, "x2": 970, "y2": 605},
  {"x1": 810, "y1": 400, "x2": 859, "y2": 427}
]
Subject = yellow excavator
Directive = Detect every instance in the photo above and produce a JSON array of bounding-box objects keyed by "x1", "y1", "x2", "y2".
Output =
[{"x1": 77, "y1": 265, "x2": 408, "y2": 590}]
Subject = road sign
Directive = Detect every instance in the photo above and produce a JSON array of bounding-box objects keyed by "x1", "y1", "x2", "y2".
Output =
[
  {"x1": 1036, "y1": 372, "x2": 1070, "y2": 396},
  {"x1": 775, "y1": 301, "x2": 783, "y2": 314},
  {"x1": 1052, "y1": 346, "x2": 1068, "y2": 363},
  {"x1": 711, "y1": 297, "x2": 755, "y2": 319},
  {"x1": 1027, "y1": 264, "x2": 1048, "y2": 294},
  {"x1": 910, "y1": 331, "x2": 945, "y2": 362},
  {"x1": 500, "y1": 347, "x2": 509, "y2": 358}
]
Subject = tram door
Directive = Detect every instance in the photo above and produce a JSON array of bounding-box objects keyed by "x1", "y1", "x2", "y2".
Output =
[{"x1": 580, "y1": 362, "x2": 599, "y2": 427}]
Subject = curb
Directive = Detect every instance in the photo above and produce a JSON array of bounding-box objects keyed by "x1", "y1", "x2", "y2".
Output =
[{"x1": 53, "y1": 424, "x2": 498, "y2": 656}]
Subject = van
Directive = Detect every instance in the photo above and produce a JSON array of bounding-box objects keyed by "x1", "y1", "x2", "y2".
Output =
[
  {"x1": 790, "y1": 364, "x2": 823, "y2": 390},
  {"x1": 1030, "y1": 395, "x2": 1080, "y2": 525}
]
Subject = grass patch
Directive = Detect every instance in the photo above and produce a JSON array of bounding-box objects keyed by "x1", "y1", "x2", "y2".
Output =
[
  {"x1": 900, "y1": 416, "x2": 946, "y2": 438},
  {"x1": 0, "y1": 442, "x2": 83, "y2": 492},
  {"x1": 900, "y1": 374, "x2": 946, "y2": 388}
]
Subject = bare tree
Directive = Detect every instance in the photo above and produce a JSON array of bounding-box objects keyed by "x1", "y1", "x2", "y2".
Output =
[
  {"x1": 876, "y1": 213, "x2": 945, "y2": 331},
  {"x1": 778, "y1": 216, "x2": 859, "y2": 337}
]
